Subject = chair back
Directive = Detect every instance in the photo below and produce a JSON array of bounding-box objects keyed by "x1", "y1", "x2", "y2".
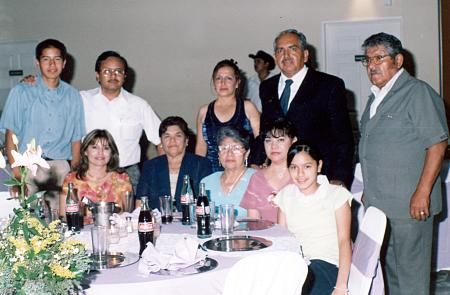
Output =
[
  {"x1": 0, "y1": 191, "x2": 19, "y2": 219},
  {"x1": 348, "y1": 206, "x2": 386, "y2": 295},
  {"x1": 222, "y1": 251, "x2": 308, "y2": 295}
]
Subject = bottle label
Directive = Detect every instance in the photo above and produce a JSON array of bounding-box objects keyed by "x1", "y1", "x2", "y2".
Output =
[
  {"x1": 196, "y1": 205, "x2": 210, "y2": 216},
  {"x1": 66, "y1": 203, "x2": 79, "y2": 213},
  {"x1": 138, "y1": 222, "x2": 154, "y2": 232},
  {"x1": 196, "y1": 206, "x2": 204, "y2": 216},
  {"x1": 180, "y1": 194, "x2": 189, "y2": 205}
]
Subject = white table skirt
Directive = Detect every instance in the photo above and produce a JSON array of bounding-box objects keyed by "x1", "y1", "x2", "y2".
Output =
[{"x1": 81, "y1": 222, "x2": 298, "y2": 294}]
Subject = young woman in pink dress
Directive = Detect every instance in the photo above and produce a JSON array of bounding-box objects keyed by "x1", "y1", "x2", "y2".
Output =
[
  {"x1": 60, "y1": 129, "x2": 132, "y2": 223},
  {"x1": 240, "y1": 118, "x2": 296, "y2": 222}
]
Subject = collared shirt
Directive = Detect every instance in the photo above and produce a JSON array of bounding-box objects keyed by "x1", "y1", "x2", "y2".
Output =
[
  {"x1": 278, "y1": 66, "x2": 308, "y2": 109},
  {"x1": 369, "y1": 68, "x2": 404, "y2": 118},
  {"x1": 81, "y1": 87, "x2": 161, "y2": 167},
  {"x1": 0, "y1": 76, "x2": 85, "y2": 159}
]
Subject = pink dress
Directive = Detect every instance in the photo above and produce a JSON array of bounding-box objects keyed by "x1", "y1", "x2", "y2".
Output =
[{"x1": 240, "y1": 170, "x2": 293, "y2": 223}]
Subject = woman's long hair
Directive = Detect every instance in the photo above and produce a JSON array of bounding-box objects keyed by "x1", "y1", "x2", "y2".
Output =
[{"x1": 76, "y1": 129, "x2": 121, "y2": 179}]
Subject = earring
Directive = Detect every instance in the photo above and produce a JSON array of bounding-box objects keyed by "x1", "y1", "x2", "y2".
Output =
[
  {"x1": 244, "y1": 158, "x2": 248, "y2": 167},
  {"x1": 218, "y1": 159, "x2": 222, "y2": 167}
]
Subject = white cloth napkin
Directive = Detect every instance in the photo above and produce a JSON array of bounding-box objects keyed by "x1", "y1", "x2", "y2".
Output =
[{"x1": 138, "y1": 236, "x2": 207, "y2": 275}]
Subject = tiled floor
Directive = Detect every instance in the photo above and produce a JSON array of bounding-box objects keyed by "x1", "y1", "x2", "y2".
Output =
[{"x1": 431, "y1": 271, "x2": 450, "y2": 294}]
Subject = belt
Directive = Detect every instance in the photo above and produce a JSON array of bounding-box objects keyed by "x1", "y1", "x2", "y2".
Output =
[{"x1": 42, "y1": 157, "x2": 54, "y2": 161}]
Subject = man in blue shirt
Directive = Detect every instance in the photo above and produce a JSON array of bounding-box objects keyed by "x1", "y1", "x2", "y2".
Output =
[{"x1": 0, "y1": 39, "x2": 85, "y2": 210}]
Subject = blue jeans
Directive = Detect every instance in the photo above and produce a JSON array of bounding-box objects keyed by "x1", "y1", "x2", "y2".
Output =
[{"x1": 302, "y1": 259, "x2": 338, "y2": 295}]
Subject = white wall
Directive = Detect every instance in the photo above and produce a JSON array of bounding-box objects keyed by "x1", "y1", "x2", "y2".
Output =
[{"x1": 0, "y1": 0, "x2": 440, "y2": 129}]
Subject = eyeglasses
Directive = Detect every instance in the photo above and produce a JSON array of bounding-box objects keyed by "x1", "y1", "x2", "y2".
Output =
[
  {"x1": 218, "y1": 144, "x2": 245, "y2": 154},
  {"x1": 361, "y1": 55, "x2": 391, "y2": 67},
  {"x1": 101, "y1": 68, "x2": 125, "y2": 76}
]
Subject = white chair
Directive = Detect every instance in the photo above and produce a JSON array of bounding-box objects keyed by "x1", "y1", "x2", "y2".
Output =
[
  {"x1": 222, "y1": 251, "x2": 308, "y2": 295},
  {"x1": 348, "y1": 206, "x2": 387, "y2": 295}
]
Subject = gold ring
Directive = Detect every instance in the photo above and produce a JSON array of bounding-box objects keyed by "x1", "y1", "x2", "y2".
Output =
[{"x1": 420, "y1": 211, "x2": 425, "y2": 215}]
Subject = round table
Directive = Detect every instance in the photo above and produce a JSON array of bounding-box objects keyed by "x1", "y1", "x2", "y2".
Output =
[{"x1": 80, "y1": 221, "x2": 299, "y2": 294}]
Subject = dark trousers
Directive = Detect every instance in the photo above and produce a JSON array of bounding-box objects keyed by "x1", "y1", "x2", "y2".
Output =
[
  {"x1": 383, "y1": 217, "x2": 434, "y2": 295},
  {"x1": 302, "y1": 259, "x2": 338, "y2": 295}
]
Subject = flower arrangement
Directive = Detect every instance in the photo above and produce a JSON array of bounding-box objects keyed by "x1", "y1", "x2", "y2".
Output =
[{"x1": 0, "y1": 137, "x2": 91, "y2": 295}]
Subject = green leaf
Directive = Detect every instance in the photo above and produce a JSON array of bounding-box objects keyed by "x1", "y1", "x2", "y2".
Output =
[{"x1": 4, "y1": 179, "x2": 20, "y2": 186}]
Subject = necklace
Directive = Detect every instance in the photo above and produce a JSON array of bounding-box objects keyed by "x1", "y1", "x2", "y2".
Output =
[
  {"x1": 222, "y1": 169, "x2": 246, "y2": 195},
  {"x1": 87, "y1": 171, "x2": 109, "y2": 182}
]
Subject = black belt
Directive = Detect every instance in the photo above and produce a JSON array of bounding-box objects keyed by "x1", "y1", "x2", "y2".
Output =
[{"x1": 42, "y1": 157, "x2": 54, "y2": 161}]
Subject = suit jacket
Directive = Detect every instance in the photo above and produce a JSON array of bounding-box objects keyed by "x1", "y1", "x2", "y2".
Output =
[
  {"x1": 136, "y1": 153, "x2": 212, "y2": 210},
  {"x1": 359, "y1": 70, "x2": 448, "y2": 218},
  {"x1": 259, "y1": 69, "x2": 354, "y2": 184}
]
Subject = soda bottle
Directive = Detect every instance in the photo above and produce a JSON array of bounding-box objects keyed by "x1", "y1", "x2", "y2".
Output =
[
  {"x1": 196, "y1": 183, "x2": 211, "y2": 238},
  {"x1": 65, "y1": 183, "x2": 81, "y2": 232},
  {"x1": 180, "y1": 175, "x2": 194, "y2": 225},
  {"x1": 138, "y1": 196, "x2": 154, "y2": 256}
]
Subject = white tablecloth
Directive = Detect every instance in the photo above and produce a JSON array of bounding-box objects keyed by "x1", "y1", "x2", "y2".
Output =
[{"x1": 82, "y1": 222, "x2": 298, "y2": 294}]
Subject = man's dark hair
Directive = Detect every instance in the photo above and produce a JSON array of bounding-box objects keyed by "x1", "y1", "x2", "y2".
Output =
[
  {"x1": 362, "y1": 32, "x2": 403, "y2": 57},
  {"x1": 35, "y1": 39, "x2": 67, "y2": 60},
  {"x1": 95, "y1": 51, "x2": 129, "y2": 74}
]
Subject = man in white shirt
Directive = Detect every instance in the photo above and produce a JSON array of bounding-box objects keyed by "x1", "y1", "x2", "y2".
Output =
[
  {"x1": 246, "y1": 50, "x2": 275, "y2": 112},
  {"x1": 81, "y1": 51, "x2": 161, "y2": 193}
]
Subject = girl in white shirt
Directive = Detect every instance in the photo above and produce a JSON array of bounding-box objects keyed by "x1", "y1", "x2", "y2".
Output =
[{"x1": 275, "y1": 141, "x2": 352, "y2": 295}]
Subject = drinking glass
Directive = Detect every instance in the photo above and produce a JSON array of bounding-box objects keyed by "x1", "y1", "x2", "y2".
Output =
[
  {"x1": 220, "y1": 204, "x2": 235, "y2": 236},
  {"x1": 91, "y1": 225, "x2": 109, "y2": 269},
  {"x1": 159, "y1": 195, "x2": 173, "y2": 224},
  {"x1": 189, "y1": 203, "x2": 196, "y2": 226}
]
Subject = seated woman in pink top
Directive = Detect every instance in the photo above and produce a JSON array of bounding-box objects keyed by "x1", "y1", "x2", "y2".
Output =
[
  {"x1": 240, "y1": 118, "x2": 296, "y2": 222},
  {"x1": 60, "y1": 129, "x2": 132, "y2": 223}
]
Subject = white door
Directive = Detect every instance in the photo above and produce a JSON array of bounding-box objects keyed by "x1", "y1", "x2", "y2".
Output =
[
  {"x1": 322, "y1": 18, "x2": 402, "y2": 132},
  {"x1": 0, "y1": 40, "x2": 38, "y2": 112}
]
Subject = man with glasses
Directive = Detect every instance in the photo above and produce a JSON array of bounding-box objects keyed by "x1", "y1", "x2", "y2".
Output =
[
  {"x1": 81, "y1": 51, "x2": 161, "y2": 193},
  {"x1": 258, "y1": 29, "x2": 354, "y2": 186},
  {"x1": 359, "y1": 32, "x2": 448, "y2": 295},
  {"x1": 0, "y1": 39, "x2": 85, "y2": 210}
]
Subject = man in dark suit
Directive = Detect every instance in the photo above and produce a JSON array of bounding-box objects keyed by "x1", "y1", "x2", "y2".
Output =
[{"x1": 259, "y1": 29, "x2": 354, "y2": 185}]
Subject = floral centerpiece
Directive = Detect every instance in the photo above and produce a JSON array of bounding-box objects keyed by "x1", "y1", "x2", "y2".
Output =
[{"x1": 0, "y1": 137, "x2": 91, "y2": 295}]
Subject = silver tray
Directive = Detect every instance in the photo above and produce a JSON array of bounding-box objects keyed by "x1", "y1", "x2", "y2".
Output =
[
  {"x1": 203, "y1": 235, "x2": 272, "y2": 252},
  {"x1": 91, "y1": 251, "x2": 139, "y2": 270},
  {"x1": 235, "y1": 219, "x2": 274, "y2": 231},
  {"x1": 154, "y1": 257, "x2": 218, "y2": 276}
]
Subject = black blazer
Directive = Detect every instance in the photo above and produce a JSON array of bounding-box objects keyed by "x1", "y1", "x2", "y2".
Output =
[
  {"x1": 136, "y1": 153, "x2": 212, "y2": 210},
  {"x1": 259, "y1": 69, "x2": 354, "y2": 184}
]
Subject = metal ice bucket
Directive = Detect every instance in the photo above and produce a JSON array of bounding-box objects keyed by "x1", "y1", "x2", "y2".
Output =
[{"x1": 91, "y1": 201, "x2": 116, "y2": 228}]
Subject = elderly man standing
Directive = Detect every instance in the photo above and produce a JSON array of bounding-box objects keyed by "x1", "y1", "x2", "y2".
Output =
[
  {"x1": 259, "y1": 29, "x2": 354, "y2": 185},
  {"x1": 0, "y1": 39, "x2": 85, "y2": 210},
  {"x1": 359, "y1": 32, "x2": 448, "y2": 295},
  {"x1": 81, "y1": 51, "x2": 161, "y2": 193}
]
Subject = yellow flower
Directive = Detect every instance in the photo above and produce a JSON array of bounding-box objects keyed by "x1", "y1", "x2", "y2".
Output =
[
  {"x1": 12, "y1": 261, "x2": 26, "y2": 273},
  {"x1": 50, "y1": 263, "x2": 76, "y2": 279},
  {"x1": 27, "y1": 217, "x2": 44, "y2": 232},
  {"x1": 30, "y1": 236, "x2": 43, "y2": 253},
  {"x1": 8, "y1": 236, "x2": 29, "y2": 252}
]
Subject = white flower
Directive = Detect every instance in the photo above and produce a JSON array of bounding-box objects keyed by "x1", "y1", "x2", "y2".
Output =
[
  {"x1": 12, "y1": 134, "x2": 19, "y2": 146},
  {"x1": 11, "y1": 139, "x2": 50, "y2": 176},
  {"x1": 0, "y1": 151, "x2": 6, "y2": 169}
]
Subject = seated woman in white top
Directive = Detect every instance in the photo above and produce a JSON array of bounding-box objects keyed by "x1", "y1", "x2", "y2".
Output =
[{"x1": 275, "y1": 141, "x2": 352, "y2": 295}]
